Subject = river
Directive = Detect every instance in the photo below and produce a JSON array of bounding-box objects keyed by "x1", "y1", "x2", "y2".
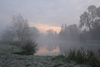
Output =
[{"x1": 35, "y1": 41, "x2": 100, "y2": 56}]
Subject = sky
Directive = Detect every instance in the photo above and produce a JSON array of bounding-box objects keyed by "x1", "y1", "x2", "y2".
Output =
[{"x1": 0, "y1": 0, "x2": 100, "y2": 33}]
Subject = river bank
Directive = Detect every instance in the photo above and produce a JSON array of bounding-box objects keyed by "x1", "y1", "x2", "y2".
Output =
[{"x1": 0, "y1": 44, "x2": 91, "y2": 67}]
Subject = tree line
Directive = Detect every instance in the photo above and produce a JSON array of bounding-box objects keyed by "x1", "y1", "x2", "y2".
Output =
[
  {"x1": 1, "y1": 5, "x2": 100, "y2": 44},
  {"x1": 47, "y1": 5, "x2": 100, "y2": 44}
]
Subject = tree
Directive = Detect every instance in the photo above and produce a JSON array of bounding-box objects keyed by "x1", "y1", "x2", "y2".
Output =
[
  {"x1": 10, "y1": 14, "x2": 31, "y2": 43},
  {"x1": 96, "y1": 7, "x2": 100, "y2": 17},
  {"x1": 68, "y1": 24, "x2": 80, "y2": 40},
  {"x1": 1, "y1": 14, "x2": 38, "y2": 55},
  {"x1": 47, "y1": 29, "x2": 55, "y2": 36},
  {"x1": 79, "y1": 5, "x2": 97, "y2": 31},
  {"x1": 46, "y1": 29, "x2": 58, "y2": 40},
  {"x1": 59, "y1": 24, "x2": 80, "y2": 41},
  {"x1": 79, "y1": 5, "x2": 100, "y2": 42},
  {"x1": 29, "y1": 27, "x2": 40, "y2": 41}
]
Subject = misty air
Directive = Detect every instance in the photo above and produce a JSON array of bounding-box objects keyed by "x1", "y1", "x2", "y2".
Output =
[{"x1": 0, "y1": 0, "x2": 100, "y2": 67}]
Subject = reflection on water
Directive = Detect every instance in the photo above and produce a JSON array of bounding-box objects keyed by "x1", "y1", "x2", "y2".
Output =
[
  {"x1": 35, "y1": 45, "x2": 60, "y2": 56},
  {"x1": 35, "y1": 41, "x2": 100, "y2": 56}
]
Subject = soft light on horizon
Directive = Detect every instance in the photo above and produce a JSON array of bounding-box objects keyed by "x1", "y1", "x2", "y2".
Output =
[
  {"x1": 29, "y1": 22, "x2": 61, "y2": 34},
  {"x1": 35, "y1": 46, "x2": 60, "y2": 56}
]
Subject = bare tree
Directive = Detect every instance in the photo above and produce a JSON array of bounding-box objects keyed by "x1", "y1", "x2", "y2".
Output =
[{"x1": 11, "y1": 14, "x2": 31, "y2": 43}]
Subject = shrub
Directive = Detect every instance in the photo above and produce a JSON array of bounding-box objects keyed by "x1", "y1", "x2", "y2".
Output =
[
  {"x1": 13, "y1": 40, "x2": 38, "y2": 55},
  {"x1": 67, "y1": 47, "x2": 100, "y2": 67},
  {"x1": 52, "y1": 55, "x2": 71, "y2": 63},
  {"x1": 21, "y1": 40, "x2": 38, "y2": 55}
]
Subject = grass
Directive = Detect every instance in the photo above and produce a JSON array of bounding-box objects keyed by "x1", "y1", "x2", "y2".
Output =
[
  {"x1": 65, "y1": 47, "x2": 100, "y2": 67},
  {"x1": 0, "y1": 43, "x2": 99, "y2": 67}
]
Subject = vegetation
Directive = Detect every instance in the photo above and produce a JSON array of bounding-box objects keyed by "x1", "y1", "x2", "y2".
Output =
[
  {"x1": 13, "y1": 40, "x2": 38, "y2": 55},
  {"x1": 0, "y1": 14, "x2": 39, "y2": 45},
  {"x1": 67, "y1": 48, "x2": 100, "y2": 67},
  {"x1": 79, "y1": 5, "x2": 100, "y2": 42},
  {"x1": 0, "y1": 44, "x2": 91, "y2": 67},
  {"x1": 0, "y1": 15, "x2": 38, "y2": 55},
  {"x1": 0, "y1": 4, "x2": 100, "y2": 67}
]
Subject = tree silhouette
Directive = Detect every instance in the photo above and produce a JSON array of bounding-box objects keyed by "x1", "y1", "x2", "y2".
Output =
[
  {"x1": 79, "y1": 5, "x2": 100, "y2": 42},
  {"x1": 11, "y1": 14, "x2": 31, "y2": 43},
  {"x1": 79, "y1": 5, "x2": 97, "y2": 31}
]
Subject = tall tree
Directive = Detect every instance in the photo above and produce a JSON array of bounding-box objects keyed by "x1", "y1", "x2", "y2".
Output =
[
  {"x1": 79, "y1": 5, "x2": 100, "y2": 41},
  {"x1": 79, "y1": 5, "x2": 97, "y2": 31},
  {"x1": 11, "y1": 14, "x2": 31, "y2": 43},
  {"x1": 96, "y1": 7, "x2": 100, "y2": 17}
]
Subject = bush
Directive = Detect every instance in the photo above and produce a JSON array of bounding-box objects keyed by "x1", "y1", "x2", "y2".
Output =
[
  {"x1": 13, "y1": 40, "x2": 38, "y2": 55},
  {"x1": 21, "y1": 40, "x2": 38, "y2": 55},
  {"x1": 67, "y1": 47, "x2": 100, "y2": 67},
  {"x1": 52, "y1": 55, "x2": 70, "y2": 63}
]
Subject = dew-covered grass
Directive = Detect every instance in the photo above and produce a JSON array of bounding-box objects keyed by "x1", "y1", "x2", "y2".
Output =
[{"x1": 0, "y1": 44, "x2": 91, "y2": 67}]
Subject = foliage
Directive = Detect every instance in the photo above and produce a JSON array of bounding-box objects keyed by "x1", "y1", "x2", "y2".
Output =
[
  {"x1": 21, "y1": 40, "x2": 38, "y2": 55},
  {"x1": 52, "y1": 55, "x2": 69, "y2": 62},
  {"x1": 11, "y1": 14, "x2": 31, "y2": 43},
  {"x1": 79, "y1": 5, "x2": 100, "y2": 30},
  {"x1": 79, "y1": 5, "x2": 97, "y2": 30},
  {"x1": 0, "y1": 44, "x2": 92, "y2": 67},
  {"x1": 29, "y1": 27, "x2": 40, "y2": 41},
  {"x1": 59, "y1": 24, "x2": 80, "y2": 41},
  {"x1": 79, "y1": 5, "x2": 100, "y2": 42},
  {"x1": 67, "y1": 47, "x2": 100, "y2": 67},
  {"x1": 47, "y1": 29, "x2": 57, "y2": 37},
  {"x1": 13, "y1": 40, "x2": 38, "y2": 55}
]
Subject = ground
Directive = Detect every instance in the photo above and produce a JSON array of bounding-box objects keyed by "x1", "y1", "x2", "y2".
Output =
[{"x1": 0, "y1": 44, "x2": 91, "y2": 67}]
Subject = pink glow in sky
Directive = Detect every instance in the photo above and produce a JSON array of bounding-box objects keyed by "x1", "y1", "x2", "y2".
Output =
[{"x1": 29, "y1": 22, "x2": 61, "y2": 33}]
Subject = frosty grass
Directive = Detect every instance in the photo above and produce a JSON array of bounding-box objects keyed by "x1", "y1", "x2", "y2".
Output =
[{"x1": 0, "y1": 44, "x2": 91, "y2": 67}]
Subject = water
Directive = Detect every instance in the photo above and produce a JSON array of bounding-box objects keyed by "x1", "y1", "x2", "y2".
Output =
[
  {"x1": 35, "y1": 41, "x2": 100, "y2": 56},
  {"x1": 35, "y1": 45, "x2": 60, "y2": 56}
]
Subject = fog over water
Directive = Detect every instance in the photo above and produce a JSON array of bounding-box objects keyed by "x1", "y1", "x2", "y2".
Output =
[{"x1": 35, "y1": 34, "x2": 100, "y2": 56}]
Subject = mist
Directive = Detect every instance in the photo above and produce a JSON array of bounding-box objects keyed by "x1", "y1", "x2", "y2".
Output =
[
  {"x1": 1, "y1": 1, "x2": 100, "y2": 66},
  {"x1": 1, "y1": 11, "x2": 100, "y2": 56}
]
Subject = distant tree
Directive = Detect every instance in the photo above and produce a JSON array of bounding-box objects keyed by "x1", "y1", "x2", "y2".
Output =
[
  {"x1": 61, "y1": 24, "x2": 64, "y2": 31},
  {"x1": 54, "y1": 31, "x2": 57, "y2": 35},
  {"x1": 59, "y1": 24, "x2": 80, "y2": 41},
  {"x1": 10, "y1": 14, "x2": 31, "y2": 43},
  {"x1": 46, "y1": 29, "x2": 58, "y2": 40},
  {"x1": 68, "y1": 24, "x2": 80, "y2": 40},
  {"x1": 1, "y1": 14, "x2": 31, "y2": 44},
  {"x1": 29, "y1": 27, "x2": 40, "y2": 41},
  {"x1": 47, "y1": 29, "x2": 55, "y2": 36},
  {"x1": 79, "y1": 5, "x2": 97, "y2": 31},
  {"x1": 59, "y1": 24, "x2": 68, "y2": 40}
]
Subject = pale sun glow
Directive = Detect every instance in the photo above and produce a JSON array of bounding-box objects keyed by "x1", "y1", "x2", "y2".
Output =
[{"x1": 29, "y1": 22, "x2": 61, "y2": 33}]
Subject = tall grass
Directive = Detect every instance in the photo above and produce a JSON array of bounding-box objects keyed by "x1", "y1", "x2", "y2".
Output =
[{"x1": 67, "y1": 47, "x2": 100, "y2": 67}]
